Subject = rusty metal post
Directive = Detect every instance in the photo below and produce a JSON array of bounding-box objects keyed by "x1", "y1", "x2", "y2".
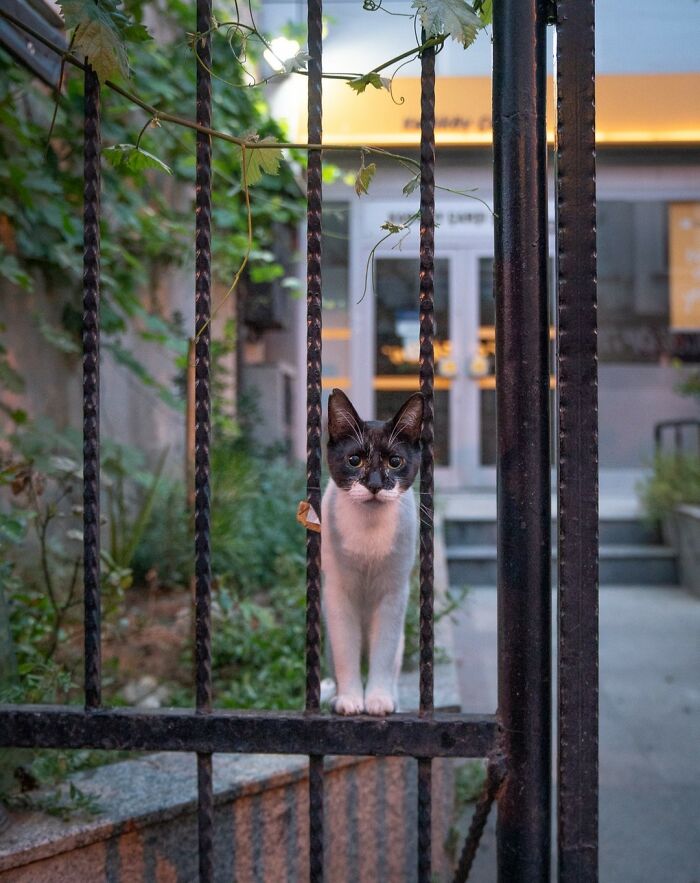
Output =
[
  {"x1": 555, "y1": 2, "x2": 599, "y2": 879},
  {"x1": 493, "y1": 0, "x2": 552, "y2": 879}
]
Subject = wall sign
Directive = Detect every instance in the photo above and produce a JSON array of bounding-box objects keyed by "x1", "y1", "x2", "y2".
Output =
[{"x1": 670, "y1": 202, "x2": 700, "y2": 332}]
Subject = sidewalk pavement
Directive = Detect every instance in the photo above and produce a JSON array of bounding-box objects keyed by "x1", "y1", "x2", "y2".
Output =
[{"x1": 451, "y1": 586, "x2": 700, "y2": 882}]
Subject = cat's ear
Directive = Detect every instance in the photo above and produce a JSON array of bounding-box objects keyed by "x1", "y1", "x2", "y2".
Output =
[
  {"x1": 389, "y1": 393, "x2": 424, "y2": 445},
  {"x1": 327, "y1": 388, "x2": 363, "y2": 444}
]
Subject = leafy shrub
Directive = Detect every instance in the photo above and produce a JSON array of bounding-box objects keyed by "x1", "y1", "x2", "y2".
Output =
[
  {"x1": 132, "y1": 439, "x2": 308, "y2": 708},
  {"x1": 638, "y1": 453, "x2": 700, "y2": 523}
]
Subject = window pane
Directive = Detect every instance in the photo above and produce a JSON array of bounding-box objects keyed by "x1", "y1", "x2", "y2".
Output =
[
  {"x1": 375, "y1": 258, "x2": 450, "y2": 466},
  {"x1": 322, "y1": 202, "x2": 350, "y2": 389},
  {"x1": 596, "y1": 201, "x2": 700, "y2": 363},
  {"x1": 322, "y1": 202, "x2": 349, "y2": 316},
  {"x1": 375, "y1": 258, "x2": 450, "y2": 376},
  {"x1": 377, "y1": 389, "x2": 450, "y2": 466}
]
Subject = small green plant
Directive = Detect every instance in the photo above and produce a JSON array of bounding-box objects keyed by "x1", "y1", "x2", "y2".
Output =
[
  {"x1": 404, "y1": 575, "x2": 468, "y2": 670},
  {"x1": 455, "y1": 759, "x2": 487, "y2": 804},
  {"x1": 638, "y1": 453, "x2": 700, "y2": 524},
  {"x1": 0, "y1": 747, "x2": 131, "y2": 819},
  {"x1": 102, "y1": 442, "x2": 169, "y2": 572},
  {"x1": 676, "y1": 368, "x2": 700, "y2": 400},
  {"x1": 444, "y1": 759, "x2": 488, "y2": 860}
]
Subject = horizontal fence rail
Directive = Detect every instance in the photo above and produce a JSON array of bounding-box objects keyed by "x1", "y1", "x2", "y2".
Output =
[{"x1": 0, "y1": 707, "x2": 498, "y2": 758}]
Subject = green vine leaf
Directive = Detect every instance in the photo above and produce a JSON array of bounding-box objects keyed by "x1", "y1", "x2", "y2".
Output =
[
  {"x1": 75, "y1": 19, "x2": 128, "y2": 81},
  {"x1": 474, "y1": 0, "x2": 493, "y2": 26},
  {"x1": 35, "y1": 315, "x2": 80, "y2": 354},
  {"x1": 104, "y1": 144, "x2": 173, "y2": 175},
  {"x1": 348, "y1": 73, "x2": 391, "y2": 95},
  {"x1": 281, "y1": 49, "x2": 311, "y2": 75},
  {"x1": 402, "y1": 174, "x2": 420, "y2": 196},
  {"x1": 59, "y1": 0, "x2": 149, "y2": 81},
  {"x1": 240, "y1": 137, "x2": 283, "y2": 186},
  {"x1": 412, "y1": 0, "x2": 483, "y2": 47},
  {"x1": 354, "y1": 160, "x2": 377, "y2": 197},
  {"x1": 380, "y1": 221, "x2": 404, "y2": 234}
]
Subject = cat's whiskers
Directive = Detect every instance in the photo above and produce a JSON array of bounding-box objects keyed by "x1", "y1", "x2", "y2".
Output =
[
  {"x1": 398, "y1": 490, "x2": 433, "y2": 528},
  {"x1": 336, "y1": 408, "x2": 364, "y2": 448},
  {"x1": 387, "y1": 413, "x2": 414, "y2": 448}
]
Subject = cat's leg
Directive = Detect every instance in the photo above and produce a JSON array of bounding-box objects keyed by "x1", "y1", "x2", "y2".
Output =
[
  {"x1": 324, "y1": 575, "x2": 364, "y2": 715},
  {"x1": 365, "y1": 586, "x2": 408, "y2": 716},
  {"x1": 391, "y1": 630, "x2": 405, "y2": 711}
]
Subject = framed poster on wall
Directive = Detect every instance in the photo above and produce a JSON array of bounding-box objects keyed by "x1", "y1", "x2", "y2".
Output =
[{"x1": 670, "y1": 202, "x2": 700, "y2": 332}]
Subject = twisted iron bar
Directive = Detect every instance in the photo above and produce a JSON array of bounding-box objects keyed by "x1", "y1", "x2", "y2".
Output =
[
  {"x1": 195, "y1": 0, "x2": 214, "y2": 878},
  {"x1": 452, "y1": 757, "x2": 507, "y2": 883},
  {"x1": 417, "y1": 30, "x2": 436, "y2": 883},
  {"x1": 305, "y1": 0, "x2": 323, "y2": 719},
  {"x1": 82, "y1": 64, "x2": 101, "y2": 711},
  {"x1": 306, "y1": 0, "x2": 324, "y2": 879}
]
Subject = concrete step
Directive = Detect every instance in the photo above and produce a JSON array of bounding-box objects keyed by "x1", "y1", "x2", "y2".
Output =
[
  {"x1": 446, "y1": 544, "x2": 679, "y2": 587},
  {"x1": 444, "y1": 518, "x2": 660, "y2": 548}
]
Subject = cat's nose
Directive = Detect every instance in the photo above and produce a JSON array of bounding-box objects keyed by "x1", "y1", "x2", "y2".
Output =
[{"x1": 367, "y1": 471, "x2": 383, "y2": 493}]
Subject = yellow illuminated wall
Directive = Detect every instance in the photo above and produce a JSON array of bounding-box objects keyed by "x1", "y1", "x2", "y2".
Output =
[{"x1": 294, "y1": 73, "x2": 700, "y2": 147}]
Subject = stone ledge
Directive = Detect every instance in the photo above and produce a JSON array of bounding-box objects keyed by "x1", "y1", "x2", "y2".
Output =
[{"x1": 0, "y1": 663, "x2": 460, "y2": 881}]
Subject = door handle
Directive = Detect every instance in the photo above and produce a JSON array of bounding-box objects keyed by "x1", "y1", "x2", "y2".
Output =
[{"x1": 468, "y1": 351, "x2": 491, "y2": 379}]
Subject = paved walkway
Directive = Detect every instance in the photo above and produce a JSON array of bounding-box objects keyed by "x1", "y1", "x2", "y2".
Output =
[{"x1": 452, "y1": 586, "x2": 700, "y2": 882}]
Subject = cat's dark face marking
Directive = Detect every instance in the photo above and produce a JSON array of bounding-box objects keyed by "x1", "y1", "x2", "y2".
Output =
[{"x1": 326, "y1": 389, "x2": 423, "y2": 504}]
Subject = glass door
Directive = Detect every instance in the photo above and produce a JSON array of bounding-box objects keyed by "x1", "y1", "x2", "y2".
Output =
[
  {"x1": 373, "y1": 255, "x2": 461, "y2": 485},
  {"x1": 355, "y1": 248, "x2": 551, "y2": 488}
]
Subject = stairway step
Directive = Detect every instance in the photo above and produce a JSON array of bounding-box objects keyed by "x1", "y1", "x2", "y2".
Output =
[
  {"x1": 444, "y1": 519, "x2": 660, "y2": 548},
  {"x1": 446, "y1": 544, "x2": 679, "y2": 586}
]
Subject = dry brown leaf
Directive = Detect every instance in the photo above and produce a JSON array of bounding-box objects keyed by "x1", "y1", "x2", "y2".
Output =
[{"x1": 296, "y1": 500, "x2": 321, "y2": 533}]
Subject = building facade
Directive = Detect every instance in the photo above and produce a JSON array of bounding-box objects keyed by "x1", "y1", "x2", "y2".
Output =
[{"x1": 253, "y1": 0, "x2": 700, "y2": 492}]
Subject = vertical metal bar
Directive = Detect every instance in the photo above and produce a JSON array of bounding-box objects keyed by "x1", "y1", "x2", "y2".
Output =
[
  {"x1": 493, "y1": 0, "x2": 552, "y2": 880},
  {"x1": 83, "y1": 64, "x2": 101, "y2": 711},
  {"x1": 195, "y1": 0, "x2": 214, "y2": 879},
  {"x1": 417, "y1": 30, "x2": 436, "y2": 883},
  {"x1": 306, "y1": 0, "x2": 324, "y2": 878},
  {"x1": 555, "y1": 5, "x2": 599, "y2": 877}
]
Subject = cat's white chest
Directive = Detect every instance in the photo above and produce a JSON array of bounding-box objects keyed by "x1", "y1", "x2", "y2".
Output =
[
  {"x1": 339, "y1": 499, "x2": 400, "y2": 559},
  {"x1": 322, "y1": 481, "x2": 415, "y2": 564}
]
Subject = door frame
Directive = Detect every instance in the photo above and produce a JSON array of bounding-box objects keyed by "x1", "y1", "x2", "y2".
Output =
[{"x1": 351, "y1": 218, "x2": 495, "y2": 489}]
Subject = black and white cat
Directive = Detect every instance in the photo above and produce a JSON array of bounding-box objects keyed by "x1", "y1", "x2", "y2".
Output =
[{"x1": 321, "y1": 388, "x2": 423, "y2": 716}]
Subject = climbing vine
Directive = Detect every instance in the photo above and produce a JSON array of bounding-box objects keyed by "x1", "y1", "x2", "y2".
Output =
[{"x1": 0, "y1": 0, "x2": 490, "y2": 407}]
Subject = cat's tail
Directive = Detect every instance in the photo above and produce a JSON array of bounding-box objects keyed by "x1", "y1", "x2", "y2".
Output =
[{"x1": 320, "y1": 678, "x2": 336, "y2": 705}]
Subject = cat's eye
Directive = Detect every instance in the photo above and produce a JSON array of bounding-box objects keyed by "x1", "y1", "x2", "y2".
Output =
[
  {"x1": 347, "y1": 454, "x2": 362, "y2": 468},
  {"x1": 388, "y1": 455, "x2": 404, "y2": 469}
]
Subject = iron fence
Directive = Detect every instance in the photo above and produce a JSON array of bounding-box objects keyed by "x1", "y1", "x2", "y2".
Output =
[{"x1": 0, "y1": 0, "x2": 599, "y2": 880}]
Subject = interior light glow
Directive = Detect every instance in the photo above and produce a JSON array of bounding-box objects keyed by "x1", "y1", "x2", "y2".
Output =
[{"x1": 263, "y1": 37, "x2": 301, "y2": 73}]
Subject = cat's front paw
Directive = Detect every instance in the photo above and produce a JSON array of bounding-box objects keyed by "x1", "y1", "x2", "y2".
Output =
[
  {"x1": 333, "y1": 693, "x2": 365, "y2": 715},
  {"x1": 364, "y1": 689, "x2": 395, "y2": 716}
]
